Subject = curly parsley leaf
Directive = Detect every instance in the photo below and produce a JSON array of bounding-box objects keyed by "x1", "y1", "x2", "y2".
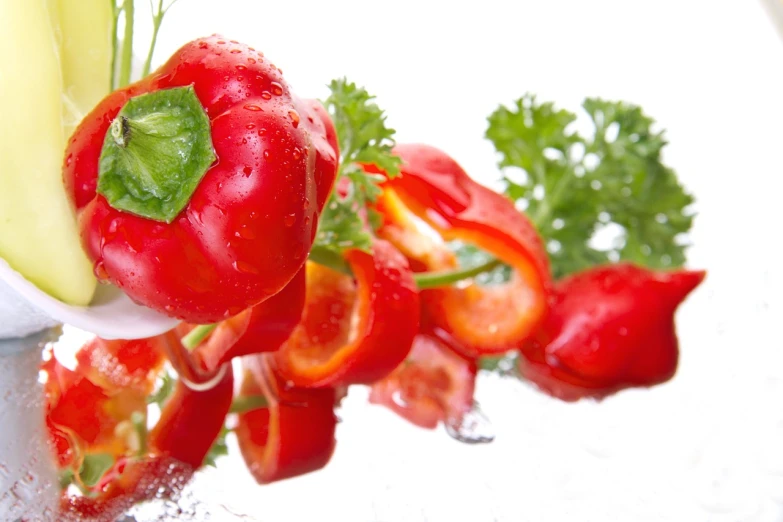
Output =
[
  {"x1": 486, "y1": 94, "x2": 694, "y2": 279},
  {"x1": 315, "y1": 79, "x2": 401, "y2": 254}
]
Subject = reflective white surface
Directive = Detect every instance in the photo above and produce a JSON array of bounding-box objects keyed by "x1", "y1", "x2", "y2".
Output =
[
  {"x1": 0, "y1": 334, "x2": 59, "y2": 520},
  {"x1": 0, "y1": 258, "x2": 179, "y2": 341}
]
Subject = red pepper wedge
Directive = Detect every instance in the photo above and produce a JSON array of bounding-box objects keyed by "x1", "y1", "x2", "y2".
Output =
[
  {"x1": 369, "y1": 333, "x2": 477, "y2": 429},
  {"x1": 519, "y1": 263, "x2": 706, "y2": 401},
  {"x1": 63, "y1": 35, "x2": 338, "y2": 323},
  {"x1": 373, "y1": 143, "x2": 551, "y2": 357},
  {"x1": 235, "y1": 356, "x2": 337, "y2": 484},
  {"x1": 272, "y1": 240, "x2": 420, "y2": 387}
]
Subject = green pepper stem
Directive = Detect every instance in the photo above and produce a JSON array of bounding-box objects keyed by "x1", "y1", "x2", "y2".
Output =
[
  {"x1": 182, "y1": 324, "x2": 217, "y2": 351},
  {"x1": 97, "y1": 86, "x2": 216, "y2": 223},
  {"x1": 229, "y1": 394, "x2": 268, "y2": 414}
]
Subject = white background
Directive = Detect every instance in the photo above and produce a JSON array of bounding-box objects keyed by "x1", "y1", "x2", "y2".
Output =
[{"x1": 101, "y1": 0, "x2": 783, "y2": 520}]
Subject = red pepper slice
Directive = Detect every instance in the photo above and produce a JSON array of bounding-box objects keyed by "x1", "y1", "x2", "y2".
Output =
[
  {"x1": 44, "y1": 355, "x2": 127, "y2": 450},
  {"x1": 369, "y1": 334, "x2": 477, "y2": 429},
  {"x1": 74, "y1": 335, "x2": 166, "y2": 394},
  {"x1": 58, "y1": 337, "x2": 234, "y2": 520},
  {"x1": 180, "y1": 265, "x2": 306, "y2": 374},
  {"x1": 519, "y1": 263, "x2": 706, "y2": 401},
  {"x1": 235, "y1": 355, "x2": 337, "y2": 484},
  {"x1": 272, "y1": 240, "x2": 420, "y2": 387},
  {"x1": 147, "y1": 359, "x2": 234, "y2": 468},
  {"x1": 64, "y1": 35, "x2": 337, "y2": 323},
  {"x1": 374, "y1": 144, "x2": 552, "y2": 357}
]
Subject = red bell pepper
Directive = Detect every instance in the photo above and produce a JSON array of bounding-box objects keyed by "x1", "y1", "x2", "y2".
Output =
[
  {"x1": 235, "y1": 355, "x2": 337, "y2": 484},
  {"x1": 63, "y1": 35, "x2": 338, "y2": 323},
  {"x1": 518, "y1": 263, "x2": 706, "y2": 401},
  {"x1": 369, "y1": 333, "x2": 477, "y2": 430},
  {"x1": 373, "y1": 143, "x2": 551, "y2": 357},
  {"x1": 272, "y1": 240, "x2": 420, "y2": 387}
]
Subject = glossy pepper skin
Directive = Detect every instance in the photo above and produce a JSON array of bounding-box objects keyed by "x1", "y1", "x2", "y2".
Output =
[
  {"x1": 272, "y1": 240, "x2": 420, "y2": 387},
  {"x1": 369, "y1": 333, "x2": 477, "y2": 429},
  {"x1": 236, "y1": 356, "x2": 337, "y2": 484},
  {"x1": 373, "y1": 144, "x2": 551, "y2": 357},
  {"x1": 518, "y1": 263, "x2": 706, "y2": 401},
  {"x1": 63, "y1": 35, "x2": 338, "y2": 323}
]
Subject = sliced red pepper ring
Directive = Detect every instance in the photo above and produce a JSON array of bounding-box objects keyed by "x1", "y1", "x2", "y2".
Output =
[
  {"x1": 372, "y1": 144, "x2": 552, "y2": 357},
  {"x1": 369, "y1": 333, "x2": 477, "y2": 430},
  {"x1": 235, "y1": 355, "x2": 337, "y2": 484},
  {"x1": 272, "y1": 240, "x2": 420, "y2": 387},
  {"x1": 519, "y1": 263, "x2": 706, "y2": 401}
]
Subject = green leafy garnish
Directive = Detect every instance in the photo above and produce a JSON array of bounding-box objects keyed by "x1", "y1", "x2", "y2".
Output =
[
  {"x1": 486, "y1": 94, "x2": 694, "y2": 279},
  {"x1": 315, "y1": 78, "x2": 401, "y2": 255},
  {"x1": 203, "y1": 425, "x2": 231, "y2": 468},
  {"x1": 147, "y1": 371, "x2": 175, "y2": 407},
  {"x1": 79, "y1": 453, "x2": 115, "y2": 488},
  {"x1": 478, "y1": 352, "x2": 519, "y2": 375}
]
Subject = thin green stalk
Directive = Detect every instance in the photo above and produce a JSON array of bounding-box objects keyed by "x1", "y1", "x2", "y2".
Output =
[
  {"x1": 229, "y1": 395, "x2": 268, "y2": 414},
  {"x1": 413, "y1": 258, "x2": 503, "y2": 289},
  {"x1": 130, "y1": 411, "x2": 147, "y2": 456},
  {"x1": 109, "y1": 1, "x2": 121, "y2": 91},
  {"x1": 182, "y1": 323, "x2": 217, "y2": 351},
  {"x1": 308, "y1": 245, "x2": 503, "y2": 289},
  {"x1": 142, "y1": 0, "x2": 164, "y2": 77},
  {"x1": 118, "y1": 0, "x2": 135, "y2": 88}
]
